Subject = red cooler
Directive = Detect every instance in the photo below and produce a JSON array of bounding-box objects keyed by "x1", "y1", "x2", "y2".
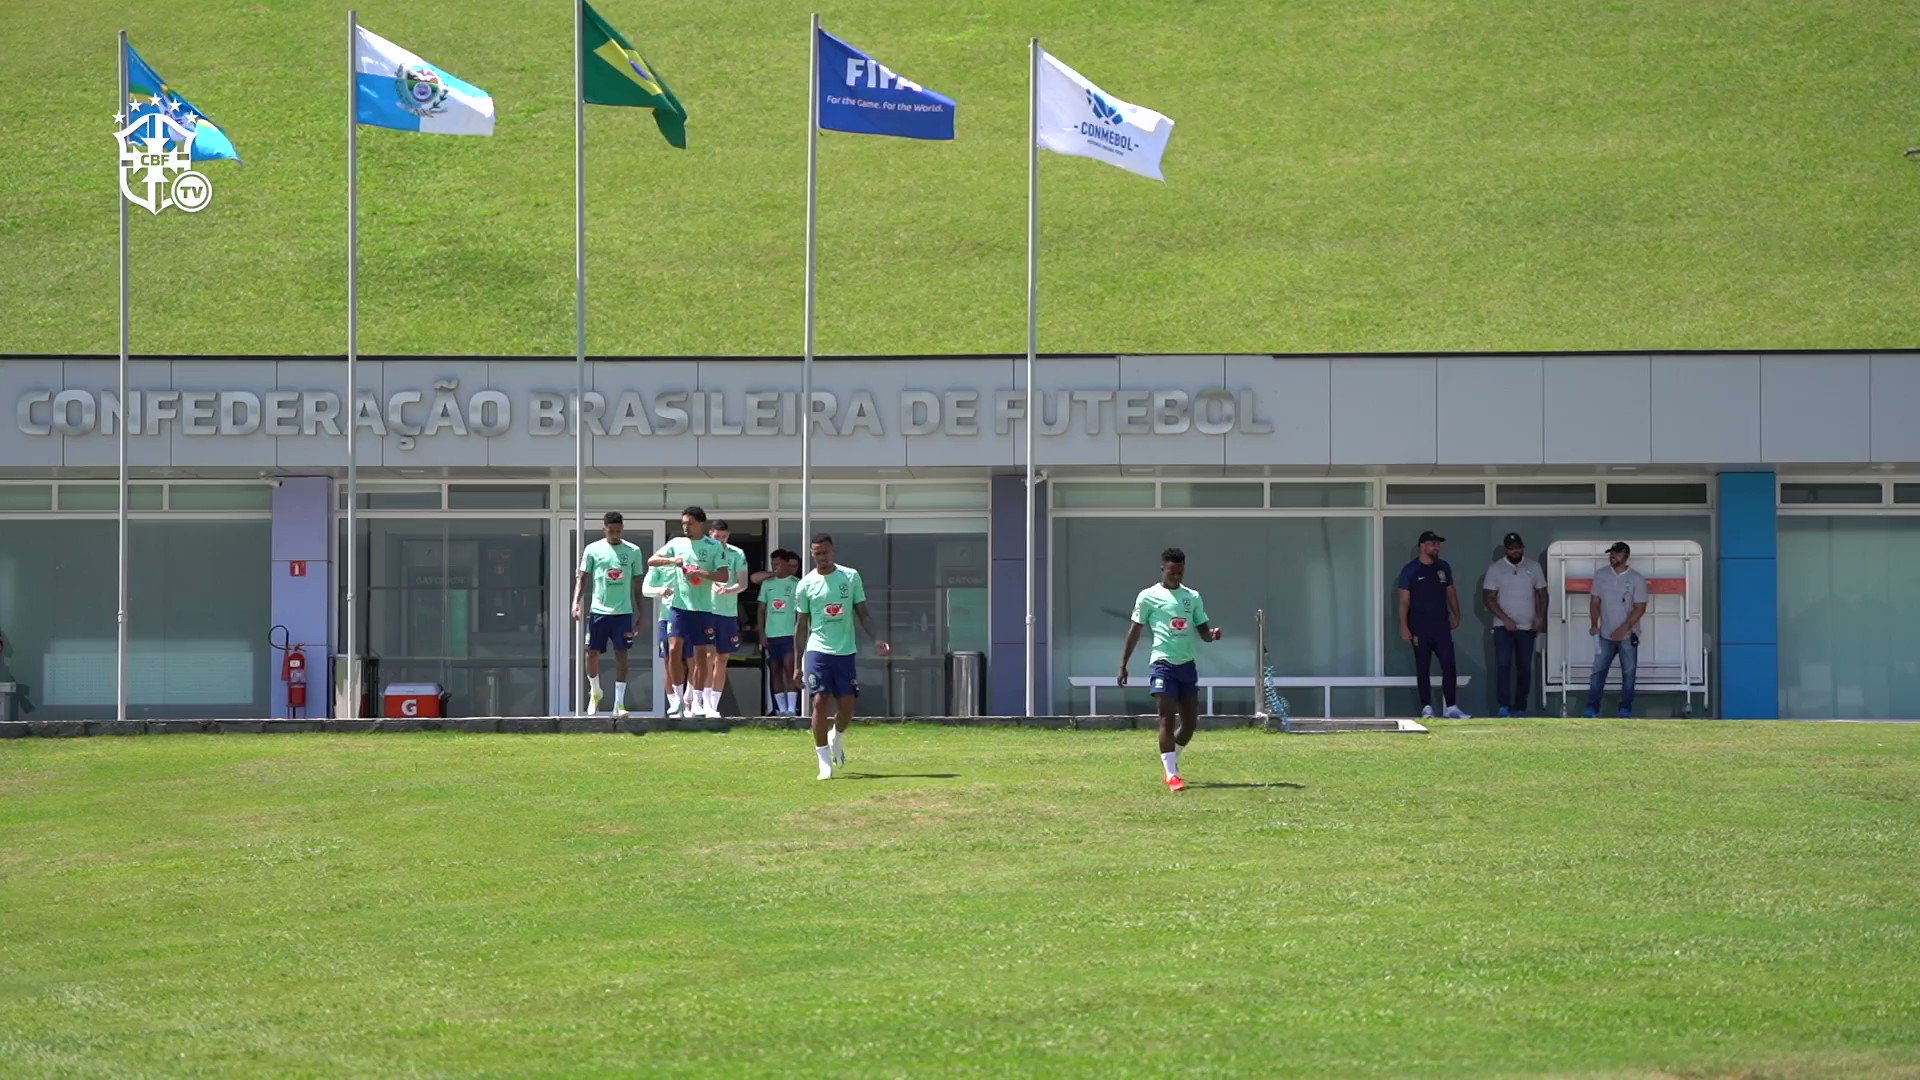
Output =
[{"x1": 384, "y1": 682, "x2": 446, "y2": 719}]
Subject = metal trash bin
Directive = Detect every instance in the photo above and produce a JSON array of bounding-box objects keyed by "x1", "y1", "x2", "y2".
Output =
[
  {"x1": 945, "y1": 651, "x2": 984, "y2": 717},
  {"x1": 333, "y1": 654, "x2": 380, "y2": 719}
]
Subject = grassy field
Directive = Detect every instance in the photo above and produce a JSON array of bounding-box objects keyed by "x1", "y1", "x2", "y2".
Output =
[
  {"x1": 1, "y1": 1, "x2": 1916, "y2": 357},
  {"x1": 1, "y1": 722, "x2": 1916, "y2": 1077}
]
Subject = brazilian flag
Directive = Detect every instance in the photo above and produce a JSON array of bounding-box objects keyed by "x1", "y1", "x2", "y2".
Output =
[{"x1": 582, "y1": 1, "x2": 688, "y2": 148}]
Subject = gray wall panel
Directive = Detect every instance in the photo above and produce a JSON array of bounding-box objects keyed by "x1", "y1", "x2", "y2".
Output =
[
  {"x1": 1651, "y1": 355, "x2": 1760, "y2": 464},
  {"x1": 1761, "y1": 353, "x2": 1869, "y2": 463},
  {"x1": 1544, "y1": 355, "x2": 1651, "y2": 464},
  {"x1": 1869, "y1": 354, "x2": 1920, "y2": 462},
  {"x1": 1331, "y1": 358, "x2": 1437, "y2": 465},
  {"x1": 1437, "y1": 357, "x2": 1544, "y2": 465}
]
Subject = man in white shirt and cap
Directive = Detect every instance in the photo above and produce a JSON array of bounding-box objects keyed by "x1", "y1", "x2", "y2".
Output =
[{"x1": 1482, "y1": 531, "x2": 1548, "y2": 718}]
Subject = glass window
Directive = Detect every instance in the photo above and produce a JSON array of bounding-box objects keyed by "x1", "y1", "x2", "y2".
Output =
[
  {"x1": 778, "y1": 519, "x2": 989, "y2": 717},
  {"x1": 170, "y1": 485, "x2": 272, "y2": 511},
  {"x1": 1382, "y1": 515, "x2": 1711, "y2": 718},
  {"x1": 343, "y1": 485, "x2": 441, "y2": 510},
  {"x1": 0, "y1": 519, "x2": 271, "y2": 719},
  {"x1": 885, "y1": 483, "x2": 990, "y2": 511},
  {"x1": 1496, "y1": 484, "x2": 1596, "y2": 506},
  {"x1": 1606, "y1": 482, "x2": 1710, "y2": 506},
  {"x1": 57, "y1": 485, "x2": 163, "y2": 510},
  {"x1": 1780, "y1": 483, "x2": 1883, "y2": 505},
  {"x1": 1896, "y1": 484, "x2": 1920, "y2": 505},
  {"x1": 777, "y1": 483, "x2": 878, "y2": 511},
  {"x1": 1053, "y1": 482, "x2": 1154, "y2": 508},
  {"x1": 1780, "y1": 517, "x2": 1920, "y2": 719},
  {"x1": 1161, "y1": 482, "x2": 1263, "y2": 508},
  {"x1": 0, "y1": 485, "x2": 53, "y2": 511},
  {"x1": 447, "y1": 484, "x2": 549, "y2": 510},
  {"x1": 1386, "y1": 483, "x2": 1486, "y2": 506},
  {"x1": 669, "y1": 484, "x2": 771, "y2": 511},
  {"x1": 1054, "y1": 517, "x2": 1376, "y2": 716},
  {"x1": 342, "y1": 519, "x2": 550, "y2": 717},
  {"x1": 562, "y1": 482, "x2": 667, "y2": 511},
  {"x1": 1269, "y1": 482, "x2": 1371, "y2": 508}
]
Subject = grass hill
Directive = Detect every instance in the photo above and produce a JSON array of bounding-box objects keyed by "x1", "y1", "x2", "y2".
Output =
[{"x1": 2, "y1": 0, "x2": 1915, "y2": 357}]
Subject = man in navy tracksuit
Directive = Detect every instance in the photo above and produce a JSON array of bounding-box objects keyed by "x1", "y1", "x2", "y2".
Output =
[{"x1": 1397, "y1": 530, "x2": 1470, "y2": 720}]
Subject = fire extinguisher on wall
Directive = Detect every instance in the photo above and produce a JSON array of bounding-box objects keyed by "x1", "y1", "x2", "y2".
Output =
[{"x1": 270, "y1": 625, "x2": 308, "y2": 717}]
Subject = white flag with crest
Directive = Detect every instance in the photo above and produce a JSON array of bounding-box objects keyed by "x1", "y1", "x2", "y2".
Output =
[{"x1": 1035, "y1": 49, "x2": 1174, "y2": 181}]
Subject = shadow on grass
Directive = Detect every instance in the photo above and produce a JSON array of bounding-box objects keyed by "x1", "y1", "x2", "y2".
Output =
[
  {"x1": 837, "y1": 772, "x2": 962, "y2": 781},
  {"x1": 1187, "y1": 781, "x2": 1305, "y2": 790}
]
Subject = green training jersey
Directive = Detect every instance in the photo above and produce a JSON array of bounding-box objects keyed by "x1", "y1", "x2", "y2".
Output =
[
  {"x1": 579, "y1": 538, "x2": 643, "y2": 615},
  {"x1": 760, "y1": 575, "x2": 799, "y2": 638},
  {"x1": 643, "y1": 562, "x2": 677, "y2": 608},
  {"x1": 709, "y1": 543, "x2": 750, "y2": 618},
  {"x1": 655, "y1": 535, "x2": 727, "y2": 613},
  {"x1": 1131, "y1": 583, "x2": 1210, "y2": 665},
  {"x1": 794, "y1": 564, "x2": 867, "y2": 656}
]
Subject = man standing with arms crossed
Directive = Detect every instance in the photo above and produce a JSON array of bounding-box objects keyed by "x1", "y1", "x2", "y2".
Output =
[
  {"x1": 792, "y1": 534, "x2": 890, "y2": 780},
  {"x1": 1398, "y1": 529, "x2": 1470, "y2": 720},
  {"x1": 1584, "y1": 541, "x2": 1650, "y2": 718},
  {"x1": 753, "y1": 550, "x2": 801, "y2": 716},
  {"x1": 1118, "y1": 548, "x2": 1222, "y2": 792},
  {"x1": 572, "y1": 511, "x2": 642, "y2": 718},
  {"x1": 647, "y1": 507, "x2": 730, "y2": 720},
  {"x1": 704, "y1": 520, "x2": 751, "y2": 718},
  {"x1": 1482, "y1": 531, "x2": 1549, "y2": 718}
]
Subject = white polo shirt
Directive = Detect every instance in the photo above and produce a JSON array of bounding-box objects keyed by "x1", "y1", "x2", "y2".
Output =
[
  {"x1": 1482, "y1": 557, "x2": 1547, "y2": 627},
  {"x1": 1591, "y1": 565, "x2": 1650, "y2": 636}
]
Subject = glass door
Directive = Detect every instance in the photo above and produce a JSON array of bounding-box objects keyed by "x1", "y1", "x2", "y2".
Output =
[{"x1": 553, "y1": 521, "x2": 662, "y2": 716}]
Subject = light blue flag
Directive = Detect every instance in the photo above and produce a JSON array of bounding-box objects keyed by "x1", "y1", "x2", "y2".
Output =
[
  {"x1": 353, "y1": 25, "x2": 495, "y2": 135},
  {"x1": 124, "y1": 41, "x2": 239, "y2": 162}
]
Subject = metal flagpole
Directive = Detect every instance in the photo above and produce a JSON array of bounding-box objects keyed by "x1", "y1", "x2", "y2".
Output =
[
  {"x1": 801, "y1": 14, "x2": 819, "y2": 578},
  {"x1": 344, "y1": 9, "x2": 360, "y2": 721},
  {"x1": 116, "y1": 30, "x2": 130, "y2": 726},
  {"x1": 1023, "y1": 38, "x2": 1040, "y2": 717},
  {"x1": 573, "y1": 0, "x2": 587, "y2": 718}
]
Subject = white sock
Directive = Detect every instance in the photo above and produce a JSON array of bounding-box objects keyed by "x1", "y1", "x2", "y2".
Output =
[
  {"x1": 588, "y1": 673, "x2": 602, "y2": 697},
  {"x1": 706, "y1": 688, "x2": 721, "y2": 712},
  {"x1": 614, "y1": 682, "x2": 627, "y2": 709},
  {"x1": 828, "y1": 726, "x2": 844, "y2": 752},
  {"x1": 1162, "y1": 751, "x2": 1179, "y2": 778},
  {"x1": 785, "y1": 692, "x2": 798, "y2": 713},
  {"x1": 679, "y1": 684, "x2": 692, "y2": 710},
  {"x1": 815, "y1": 744, "x2": 832, "y2": 768}
]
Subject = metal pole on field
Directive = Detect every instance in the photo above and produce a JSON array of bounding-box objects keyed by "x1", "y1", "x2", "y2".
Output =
[
  {"x1": 116, "y1": 30, "x2": 130, "y2": 726},
  {"x1": 573, "y1": 0, "x2": 588, "y2": 719},
  {"x1": 344, "y1": 9, "x2": 360, "y2": 721},
  {"x1": 801, "y1": 12, "x2": 819, "y2": 572},
  {"x1": 1252, "y1": 609, "x2": 1268, "y2": 721},
  {"x1": 1023, "y1": 37, "x2": 1040, "y2": 717}
]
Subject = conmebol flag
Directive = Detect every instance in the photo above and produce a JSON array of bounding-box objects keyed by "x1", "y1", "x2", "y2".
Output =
[
  {"x1": 354, "y1": 26, "x2": 495, "y2": 135},
  {"x1": 125, "y1": 41, "x2": 239, "y2": 162},
  {"x1": 816, "y1": 28, "x2": 955, "y2": 140},
  {"x1": 1035, "y1": 49, "x2": 1173, "y2": 180}
]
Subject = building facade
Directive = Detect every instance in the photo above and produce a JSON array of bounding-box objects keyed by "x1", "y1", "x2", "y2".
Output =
[{"x1": 2, "y1": 350, "x2": 1916, "y2": 720}]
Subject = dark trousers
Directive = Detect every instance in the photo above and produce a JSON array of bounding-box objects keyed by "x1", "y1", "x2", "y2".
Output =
[
  {"x1": 1493, "y1": 627, "x2": 1537, "y2": 712},
  {"x1": 1412, "y1": 629, "x2": 1457, "y2": 709}
]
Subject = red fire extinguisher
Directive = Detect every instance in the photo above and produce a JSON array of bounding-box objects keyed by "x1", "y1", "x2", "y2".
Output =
[{"x1": 271, "y1": 625, "x2": 308, "y2": 716}]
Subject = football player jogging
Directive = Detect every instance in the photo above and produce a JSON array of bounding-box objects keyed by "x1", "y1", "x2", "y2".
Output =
[
  {"x1": 705, "y1": 520, "x2": 751, "y2": 717},
  {"x1": 1118, "y1": 547, "x2": 1222, "y2": 792},
  {"x1": 640, "y1": 559, "x2": 678, "y2": 715},
  {"x1": 572, "y1": 511, "x2": 643, "y2": 718},
  {"x1": 752, "y1": 550, "x2": 801, "y2": 716},
  {"x1": 647, "y1": 506, "x2": 730, "y2": 719},
  {"x1": 791, "y1": 534, "x2": 891, "y2": 779}
]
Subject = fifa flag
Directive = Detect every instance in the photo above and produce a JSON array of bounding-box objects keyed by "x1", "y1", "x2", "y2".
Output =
[
  {"x1": 816, "y1": 28, "x2": 955, "y2": 140},
  {"x1": 1035, "y1": 50, "x2": 1173, "y2": 181},
  {"x1": 125, "y1": 41, "x2": 239, "y2": 162},
  {"x1": 354, "y1": 25, "x2": 495, "y2": 135}
]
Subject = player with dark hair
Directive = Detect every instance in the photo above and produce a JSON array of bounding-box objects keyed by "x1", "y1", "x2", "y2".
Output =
[
  {"x1": 572, "y1": 511, "x2": 642, "y2": 717},
  {"x1": 792, "y1": 533, "x2": 891, "y2": 779},
  {"x1": 752, "y1": 549, "x2": 802, "y2": 716},
  {"x1": 1118, "y1": 547, "x2": 1222, "y2": 792},
  {"x1": 704, "y1": 519, "x2": 750, "y2": 717},
  {"x1": 647, "y1": 506, "x2": 729, "y2": 719}
]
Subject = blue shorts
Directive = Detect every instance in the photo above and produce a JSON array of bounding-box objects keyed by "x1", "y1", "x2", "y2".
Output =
[
  {"x1": 585, "y1": 612, "x2": 635, "y2": 655},
  {"x1": 665, "y1": 608, "x2": 715, "y2": 649},
  {"x1": 656, "y1": 619, "x2": 670, "y2": 660},
  {"x1": 803, "y1": 651, "x2": 860, "y2": 699},
  {"x1": 1150, "y1": 659, "x2": 1199, "y2": 701},
  {"x1": 711, "y1": 614, "x2": 742, "y2": 655},
  {"x1": 765, "y1": 634, "x2": 795, "y2": 665}
]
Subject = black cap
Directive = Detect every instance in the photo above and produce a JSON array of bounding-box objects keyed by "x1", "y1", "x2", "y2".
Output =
[
  {"x1": 1503, "y1": 532, "x2": 1524, "y2": 548},
  {"x1": 1607, "y1": 541, "x2": 1631, "y2": 555},
  {"x1": 1418, "y1": 530, "x2": 1445, "y2": 544}
]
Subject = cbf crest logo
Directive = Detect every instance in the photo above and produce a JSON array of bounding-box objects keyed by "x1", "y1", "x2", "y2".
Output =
[
  {"x1": 115, "y1": 102, "x2": 212, "y2": 215},
  {"x1": 395, "y1": 64, "x2": 450, "y2": 117}
]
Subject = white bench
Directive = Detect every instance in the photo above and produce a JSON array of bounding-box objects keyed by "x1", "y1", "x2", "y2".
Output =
[{"x1": 1066, "y1": 675, "x2": 1472, "y2": 717}]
